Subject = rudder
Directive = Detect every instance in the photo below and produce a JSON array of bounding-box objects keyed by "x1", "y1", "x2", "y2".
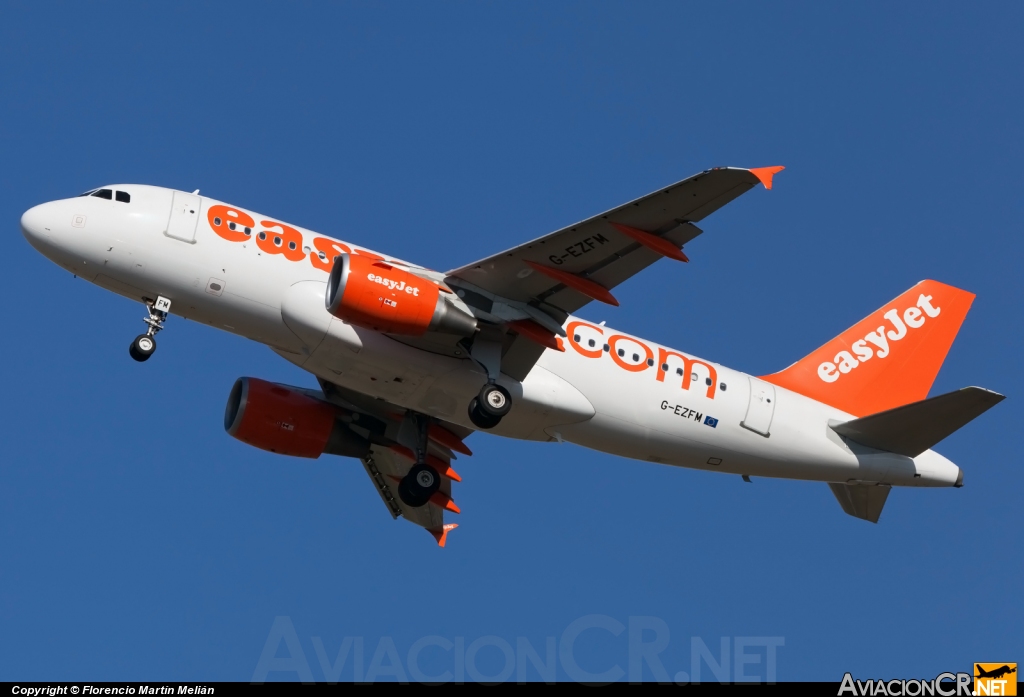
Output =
[{"x1": 761, "y1": 280, "x2": 975, "y2": 416}]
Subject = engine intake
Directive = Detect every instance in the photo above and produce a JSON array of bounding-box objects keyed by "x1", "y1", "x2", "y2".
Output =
[
  {"x1": 326, "y1": 253, "x2": 477, "y2": 336},
  {"x1": 224, "y1": 377, "x2": 369, "y2": 459}
]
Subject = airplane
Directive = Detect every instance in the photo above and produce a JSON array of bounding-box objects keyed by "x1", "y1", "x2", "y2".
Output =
[
  {"x1": 976, "y1": 665, "x2": 1016, "y2": 680},
  {"x1": 19, "y1": 166, "x2": 1004, "y2": 545}
]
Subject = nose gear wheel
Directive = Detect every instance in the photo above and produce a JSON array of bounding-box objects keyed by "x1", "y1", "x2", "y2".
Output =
[
  {"x1": 129, "y1": 296, "x2": 171, "y2": 363},
  {"x1": 129, "y1": 334, "x2": 156, "y2": 362}
]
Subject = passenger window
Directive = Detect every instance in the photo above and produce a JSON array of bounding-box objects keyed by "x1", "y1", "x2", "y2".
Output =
[
  {"x1": 705, "y1": 377, "x2": 712, "y2": 386},
  {"x1": 720, "y1": 383, "x2": 727, "y2": 391},
  {"x1": 676, "y1": 368, "x2": 683, "y2": 376},
  {"x1": 91, "y1": 189, "x2": 113, "y2": 200},
  {"x1": 617, "y1": 348, "x2": 625, "y2": 357},
  {"x1": 115, "y1": 191, "x2": 130, "y2": 203},
  {"x1": 646, "y1": 358, "x2": 654, "y2": 367},
  {"x1": 588, "y1": 339, "x2": 595, "y2": 347}
]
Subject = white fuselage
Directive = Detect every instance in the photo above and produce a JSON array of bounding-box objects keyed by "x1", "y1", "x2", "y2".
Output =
[{"x1": 20, "y1": 185, "x2": 961, "y2": 488}]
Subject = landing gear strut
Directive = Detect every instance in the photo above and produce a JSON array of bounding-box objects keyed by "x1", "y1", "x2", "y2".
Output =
[
  {"x1": 130, "y1": 296, "x2": 171, "y2": 363},
  {"x1": 397, "y1": 413, "x2": 441, "y2": 508},
  {"x1": 466, "y1": 334, "x2": 512, "y2": 430}
]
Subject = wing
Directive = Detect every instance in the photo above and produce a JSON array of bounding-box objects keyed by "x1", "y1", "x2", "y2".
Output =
[
  {"x1": 441, "y1": 166, "x2": 782, "y2": 380},
  {"x1": 447, "y1": 166, "x2": 782, "y2": 314},
  {"x1": 319, "y1": 379, "x2": 468, "y2": 546},
  {"x1": 361, "y1": 443, "x2": 457, "y2": 542}
]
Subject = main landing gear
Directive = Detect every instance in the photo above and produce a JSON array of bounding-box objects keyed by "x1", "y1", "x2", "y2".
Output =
[
  {"x1": 465, "y1": 333, "x2": 512, "y2": 430},
  {"x1": 130, "y1": 296, "x2": 171, "y2": 363},
  {"x1": 468, "y1": 383, "x2": 511, "y2": 429},
  {"x1": 397, "y1": 463, "x2": 441, "y2": 508},
  {"x1": 397, "y1": 413, "x2": 442, "y2": 508}
]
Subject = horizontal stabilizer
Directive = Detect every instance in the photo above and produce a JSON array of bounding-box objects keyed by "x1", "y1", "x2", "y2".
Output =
[
  {"x1": 830, "y1": 387, "x2": 1004, "y2": 457},
  {"x1": 829, "y1": 483, "x2": 891, "y2": 523}
]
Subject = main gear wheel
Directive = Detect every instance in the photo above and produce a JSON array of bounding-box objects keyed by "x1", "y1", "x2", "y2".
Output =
[
  {"x1": 468, "y1": 383, "x2": 511, "y2": 429},
  {"x1": 397, "y1": 463, "x2": 441, "y2": 508}
]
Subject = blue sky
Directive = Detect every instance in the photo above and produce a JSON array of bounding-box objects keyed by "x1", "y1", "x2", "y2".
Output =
[{"x1": 1, "y1": 2, "x2": 1020, "y2": 682}]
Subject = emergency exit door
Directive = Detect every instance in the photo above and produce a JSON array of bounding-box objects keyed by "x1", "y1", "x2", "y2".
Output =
[
  {"x1": 166, "y1": 191, "x2": 201, "y2": 243},
  {"x1": 741, "y1": 377, "x2": 776, "y2": 437}
]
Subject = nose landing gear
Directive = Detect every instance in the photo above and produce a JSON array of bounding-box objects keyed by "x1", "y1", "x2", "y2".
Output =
[{"x1": 129, "y1": 296, "x2": 171, "y2": 363}]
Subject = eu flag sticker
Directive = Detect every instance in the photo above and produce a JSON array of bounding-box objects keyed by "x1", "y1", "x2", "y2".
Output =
[{"x1": 704, "y1": 416, "x2": 719, "y2": 428}]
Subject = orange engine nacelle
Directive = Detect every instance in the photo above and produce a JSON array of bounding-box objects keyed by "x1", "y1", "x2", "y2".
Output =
[
  {"x1": 224, "y1": 377, "x2": 355, "y2": 458},
  {"x1": 325, "y1": 253, "x2": 477, "y2": 336}
]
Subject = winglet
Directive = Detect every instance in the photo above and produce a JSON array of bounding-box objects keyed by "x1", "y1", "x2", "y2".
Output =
[
  {"x1": 748, "y1": 166, "x2": 785, "y2": 190},
  {"x1": 429, "y1": 523, "x2": 459, "y2": 547}
]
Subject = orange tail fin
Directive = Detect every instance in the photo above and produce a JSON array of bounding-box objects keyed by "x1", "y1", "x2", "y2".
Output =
[{"x1": 761, "y1": 280, "x2": 975, "y2": 417}]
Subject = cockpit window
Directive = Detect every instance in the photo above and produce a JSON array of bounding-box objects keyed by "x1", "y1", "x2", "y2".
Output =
[
  {"x1": 78, "y1": 189, "x2": 98, "y2": 197},
  {"x1": 91, "y1": 189, "x2": 113, "y2": 200},
  {"x1": 115, "y1": 191, "x2": 130, "y2": 203}
]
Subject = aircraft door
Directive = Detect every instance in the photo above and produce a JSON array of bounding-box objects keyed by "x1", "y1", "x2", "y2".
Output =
[
  {"x1": 165, "y1": 191, "x2": 201, "y2": 243},
  {"x1": 741, "y1": 377, "x2": 776, "y2": 437}
]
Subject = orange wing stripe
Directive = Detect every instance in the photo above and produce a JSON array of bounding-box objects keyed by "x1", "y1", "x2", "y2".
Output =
[
  {"x1": 610, "y1": 223, "x2": 689, "y2": 262},
  {"x1": 428, "y1": 424, "x2": 473, "y2": 456},
  {"x1": 525, "y1": 261, "x2": 619, "y2": 306},
  {"x1": 507, "y1": 319, "x2": 565, "y2": 352},
  {"x1": 388, "y1": 445, "x2": 461, "y2": 480},
  {"x1": 429, "y1": 491, "x2": 461, "y2": 514}
]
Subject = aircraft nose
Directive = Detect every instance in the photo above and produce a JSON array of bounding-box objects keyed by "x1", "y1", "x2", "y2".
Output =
[{"x1": 21, "y1": 203, "x2": 52, "y2": 246}]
